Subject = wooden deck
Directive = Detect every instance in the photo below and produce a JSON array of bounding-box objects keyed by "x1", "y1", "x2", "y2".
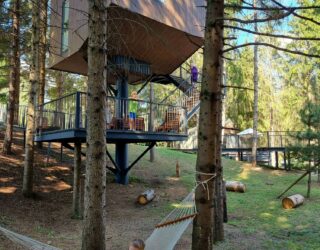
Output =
[{"x1": 34, "y1": 129, "x2": 188, "y2": 143}]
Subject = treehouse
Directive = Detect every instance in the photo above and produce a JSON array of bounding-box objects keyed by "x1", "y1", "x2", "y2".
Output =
[{"x1": 42, "y1": 0, "x2": 205, "y2": 184}]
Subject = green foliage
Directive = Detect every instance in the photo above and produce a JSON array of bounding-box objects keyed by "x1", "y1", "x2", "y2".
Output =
[{"x1": 289, "y1": 101, "x2": 320, "y2": 169}]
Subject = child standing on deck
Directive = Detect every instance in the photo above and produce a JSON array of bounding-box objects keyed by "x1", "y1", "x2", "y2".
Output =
[{"x1": 129, "y1": 91, "x2": 138, "y2": 130}]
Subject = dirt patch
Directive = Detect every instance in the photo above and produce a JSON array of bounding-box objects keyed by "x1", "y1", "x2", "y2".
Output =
[{"x1": 0, "y1": 131, "x2": 189, "y2": 249}]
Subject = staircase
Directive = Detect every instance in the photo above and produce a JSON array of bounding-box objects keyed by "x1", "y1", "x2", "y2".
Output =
[
  {"x1": 153, "y1": 74, "x2": 201, "y2": 121},
  {"x1": 177, "y1": 86, "x2": 200, "y2": 121}
]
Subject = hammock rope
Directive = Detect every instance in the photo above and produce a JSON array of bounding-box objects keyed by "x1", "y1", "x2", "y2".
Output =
[{"x1": 0, "y1": 225, "x2": 61, "y2": 250}]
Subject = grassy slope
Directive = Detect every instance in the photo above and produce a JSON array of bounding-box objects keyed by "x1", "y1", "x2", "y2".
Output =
[{"x1": 124, "y1": 145, "x2": 320, "y2": 250}]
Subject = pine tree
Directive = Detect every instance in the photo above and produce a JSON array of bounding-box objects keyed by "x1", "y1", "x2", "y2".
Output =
[
  {"x1": 289, "y1": 78, "x2": 320, "y2": 197},
  {"x1": 81, "y1": 0, "x2": 108, "y2": 249},
  {"x1": 22, "y1": 0, "x2": 40, "y2": 197},
  {"x1": 2, "y1": 0, "x2": 20, "y2": 154},
  {"x1": 192, "y1": 0, "x2": 224, "y2": 249}
]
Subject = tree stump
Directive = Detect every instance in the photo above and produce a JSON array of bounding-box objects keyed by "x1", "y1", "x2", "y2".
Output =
[
  {"x1": 282, "y1": 194, "x2": 304, "y2": 209},
  {"x1": 226, "y1": 181, "x2": 246, "y2": 193},
  {"x1": 137, "y1": 189, "x2": 155, "y2": 205},
  {"x1": 176, "y1": 161, "x2": 180, "y2": 178}
]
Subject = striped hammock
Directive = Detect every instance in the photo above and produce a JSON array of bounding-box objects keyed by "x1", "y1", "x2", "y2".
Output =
[
  {"x1": 0, "y1": 226, "x2": 61, "y2": 250},
  {"x1": 145, "y1": 190, "x2": 197, "y2": 250}
]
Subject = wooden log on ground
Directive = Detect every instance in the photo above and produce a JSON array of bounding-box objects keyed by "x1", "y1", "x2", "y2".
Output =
[
  {"x1": 226, "y1": 181, "x2": 246, "y2": 193},
  {"x1": 137, "y1": 189, "x2": 155, "y2": 205},
  {"x1": 282, "y1": 194, "x2": 304, "y2": 209}
]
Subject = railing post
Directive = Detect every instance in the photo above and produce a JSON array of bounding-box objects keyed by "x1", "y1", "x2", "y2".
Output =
[{"x1": 75, "y1": 92, "x2": 81, "y2": 129}]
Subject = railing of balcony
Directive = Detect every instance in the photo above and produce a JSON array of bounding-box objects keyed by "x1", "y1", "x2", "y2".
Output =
[
  {"x1": 36, "y1": 92, "x2": 188, "y2": 136},
  {"x1": 222, "y1": 131, "x2": 307, "y2": 149}
]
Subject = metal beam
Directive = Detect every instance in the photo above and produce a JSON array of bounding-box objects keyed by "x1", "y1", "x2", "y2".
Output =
[
  {"x1": 125, "y1": 142, "x2": 156, "y2": 174},
  {"x1": 106, "y1": 149, "x2": 120, "y2": 172}
]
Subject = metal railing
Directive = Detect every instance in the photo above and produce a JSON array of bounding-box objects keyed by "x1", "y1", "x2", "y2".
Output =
[
  {"x1": 222, "y1": 131, "x2": 306, "y2": 149},
  {"x1": 36, "y1": 92, "x2": 188, "y2": 135}
]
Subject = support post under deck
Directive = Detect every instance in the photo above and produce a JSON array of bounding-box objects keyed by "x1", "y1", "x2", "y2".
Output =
[
  {"x1": 115, "y1": 143, "x2": 129, "y2": 184},
  {"x1": 115, "y1": 76, "x2": 129, "y2": 184}
]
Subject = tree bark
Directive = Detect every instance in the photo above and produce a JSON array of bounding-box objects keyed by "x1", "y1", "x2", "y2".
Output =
[
  {"x1": 22, "y1": 1, "x2": 40, "y2": 197},
  {"x1": 252, "y1": 0, "x2": 259, "y2": 168},
  {"x1": 37, "y1": 0, "x2": 48, "y2": 148},
  {"x1": 307, "y1": 138, "x2": 311, "y2": 198},
  {"x1": 81, "y1": 0, "x2": 108, "y2": 249},
  {"x1": 149, "y1": 82, "x2": 155, "y2": 162},
  {"x1": 192, "y1": 1, "x2": 224, "y2": 249},
  {"x1": 56, "y1": 72, "x2": 64, "y2": 98},
  {"x1": 72, "y1": 140, "x2": 82, "y2": 219},
  {"x1": 2, "y1": 0, "x2": 20, "y2": 155},
  {"x1": 38, "y1": 0, "x2": 47, "y2": 109}
]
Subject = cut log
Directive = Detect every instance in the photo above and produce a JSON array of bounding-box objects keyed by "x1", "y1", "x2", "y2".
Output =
[
  {"x1": 282, "y1": 194, "x2": 304, "y2": 209},
  {"x1": 137, "y1": 189, "x2": 155, "y2": 205},
  {"x1": 226, "y1": 181, "x2": 246, "y2": 193}
]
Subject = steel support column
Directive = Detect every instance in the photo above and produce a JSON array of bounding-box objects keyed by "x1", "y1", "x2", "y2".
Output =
[{"x1": 115, "y1": 76, "x2": 129, "y2": 184}]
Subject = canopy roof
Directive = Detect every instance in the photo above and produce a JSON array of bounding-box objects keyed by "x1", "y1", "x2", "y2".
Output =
[{"x1": 237, "y1": 128, "x2": 262, "y2": 137}]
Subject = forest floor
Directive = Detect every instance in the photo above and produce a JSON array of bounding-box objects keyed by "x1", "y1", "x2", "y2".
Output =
[{"x1": 0, "y1": 130, "x2": 320, "y2": 250}]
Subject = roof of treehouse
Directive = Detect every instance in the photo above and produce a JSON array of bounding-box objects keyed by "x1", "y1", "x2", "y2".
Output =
[{"x1": 49, "y1": 0, "x2": 205, "y2": 83}]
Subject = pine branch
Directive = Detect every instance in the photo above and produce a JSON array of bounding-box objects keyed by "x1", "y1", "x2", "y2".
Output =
[
  {"x1": 225, "y1": 4, "x2": 320, "y2": 11},
  {"x1": 270, "y1": 0, "x2": 320, "y2": 26},
  {"x1": 222, "y1": 85, "x2": 254, "y2": 91},
  {"x1": 224, "y1": 25, "x2": 320, "y2": 41},
  {"x1": 221, "y1": 9, "x2": 294, "y2": 24},
  {"x1": 222, "y1": 42, "x2": 320, "y2": 58}
]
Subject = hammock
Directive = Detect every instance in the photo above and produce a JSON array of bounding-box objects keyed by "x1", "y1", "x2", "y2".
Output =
[
  {"x1": 0, "y1": 225, "x2": 61, "y2": 250},
  {"x1": 145, "y1": 190, "x2": 197, "y2": 250}
]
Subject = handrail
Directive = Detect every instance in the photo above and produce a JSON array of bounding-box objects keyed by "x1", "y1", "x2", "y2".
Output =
[
  {"x1": 37, "y1": 92, "x2": 77, "y2": 107},
  {"x1": 38, "y1": 92, "x2": 186, "y2": 110}
]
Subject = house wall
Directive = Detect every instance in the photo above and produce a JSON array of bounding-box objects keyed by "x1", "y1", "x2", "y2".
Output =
[{"x1": 49, "y1": 0, "x2": 205, "y2": 76}]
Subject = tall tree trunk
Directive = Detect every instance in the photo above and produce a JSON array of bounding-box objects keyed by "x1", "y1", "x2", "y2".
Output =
[
  {"x1": 37, "y1": 0, "x2": 47, "y2": 148},
  {"x1": 38, "y1": 0, "x2": 47, "y2": 109},
  {"x1": 22, "y1": 1, "x2": 40, "y2": 197},
  {"x1": 56, "y1": 72, "x2": 64, "y2": 98},
  {"x1": 72, "y1": 140, "x2": 82, "y2": 219},
  {"x1": 192, "y1": 1, "x2": 224, "y2": 249},
  {"x1": 2, "y1": 0, "x2": 20, "y2": 155},
  {"x1": 149, "y1": 82, "x2": 155, "y2": 162},
  {"x1": 307, "y1": 137, "x2": 311, "y2": 198},
  {"x1": 252, "y1": 0, "x2": 259, "y2": 167},
  {"x1": 81, "y1": 1, "x2": 108, "y2": 249}
]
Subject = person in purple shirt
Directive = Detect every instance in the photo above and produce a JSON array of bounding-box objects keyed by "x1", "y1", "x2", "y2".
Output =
[{"x1": 191, "y1": 64, "x2": 198, "y2": 85}]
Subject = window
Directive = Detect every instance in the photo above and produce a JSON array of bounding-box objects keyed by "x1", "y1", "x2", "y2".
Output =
[{"x1": 61, "y1": 0, "x2": 69, "y2": 54}]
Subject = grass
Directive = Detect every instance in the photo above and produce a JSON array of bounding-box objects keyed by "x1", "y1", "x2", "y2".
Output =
[{"x1": 117, "y1": 144, "x2": 320, "y2": 250}]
